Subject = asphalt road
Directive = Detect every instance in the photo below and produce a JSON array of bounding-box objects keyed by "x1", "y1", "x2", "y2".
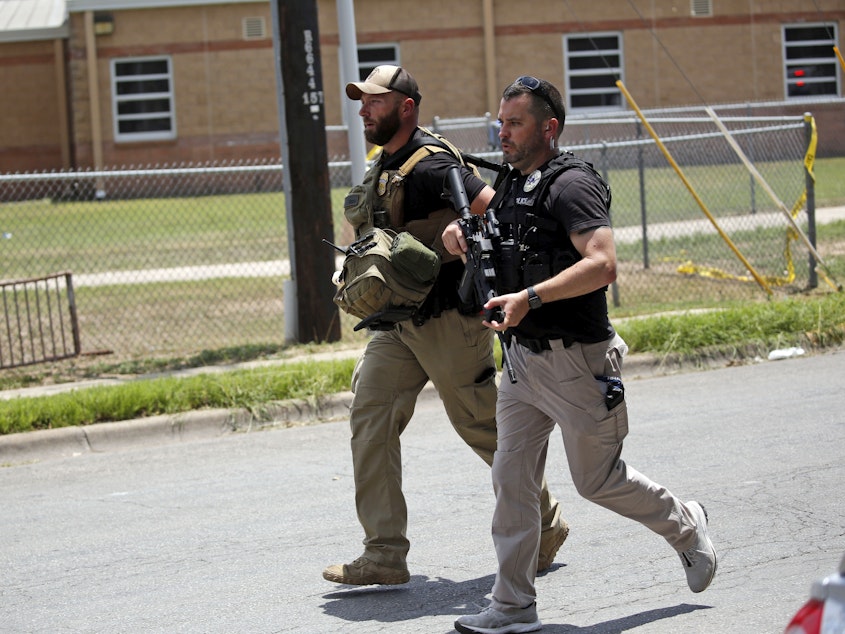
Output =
[{"x1": 1, "y1": 349, "x2": 844, "y2": 633}]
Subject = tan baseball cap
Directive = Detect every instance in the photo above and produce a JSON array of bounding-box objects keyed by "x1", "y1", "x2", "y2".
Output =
[{"x1": 345, "y1": 65, "x2": 422, "y2": 105}]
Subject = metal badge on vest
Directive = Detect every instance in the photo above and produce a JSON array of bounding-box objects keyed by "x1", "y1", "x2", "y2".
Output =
[{"x1": 488, "y1": 152, "x2": 612, "y2": 295}]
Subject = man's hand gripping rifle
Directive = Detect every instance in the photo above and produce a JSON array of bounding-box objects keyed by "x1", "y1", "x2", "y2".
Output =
[{"x1": 444, "y1": 165, "x2": 517, "y2": 384}]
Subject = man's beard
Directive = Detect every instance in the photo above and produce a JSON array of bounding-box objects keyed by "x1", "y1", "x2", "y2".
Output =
[
  {"x1": 503, "y1": 135, "x2": 547, "y2": 172},
  {"x1": 364, "y1": 108, "x2": 402, "y2": 146}
]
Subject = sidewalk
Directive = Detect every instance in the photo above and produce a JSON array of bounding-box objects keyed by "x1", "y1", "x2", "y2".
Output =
[
  {"x1": 614, "y1": 204, "x2": 845, "y2": 244},
  {"x1": 67, "y1": 206, "x2": 845, "y2": 289}
]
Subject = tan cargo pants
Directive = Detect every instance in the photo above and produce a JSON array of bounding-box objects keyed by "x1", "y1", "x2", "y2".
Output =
[
  {"x1": 348, "y1": 308, "x2": 561, "y2": 568},
  {"x1": 489, "y1": 334, "x2": 700, "y2": 611}
]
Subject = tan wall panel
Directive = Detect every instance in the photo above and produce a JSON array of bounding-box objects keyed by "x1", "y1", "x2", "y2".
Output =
[
  {"x1": 489, "y1": 32, "x2": 565, "y2": 113},
  {"x1": 8, "y1": 0, "x2": 842, "y2": 170},
  {"x1": 400, "y1": 38, "x2": 489, "y2": 119},
  {"x1": 96, "y1": 4, "x2": 267, "y2": 47},
  {"x1": 2, "y1": 67, "x2": 61, "y2": 145},
  {"x1": 0, "y1": 44, "x2": 61, "y2": 147},
  {"x1": 331, "y1": 0, "x2": 484, "y2": 33},
  {"x1": 0, "y1": 40, "x2": 54, "y2": 59},
  {"x1": 174, "y1": 49, "x2": 278, "y2": 136}
]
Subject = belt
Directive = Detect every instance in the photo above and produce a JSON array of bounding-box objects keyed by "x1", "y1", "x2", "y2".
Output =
[{"x1": 512, "y1": 334, "x2": 576, "y2": 353}]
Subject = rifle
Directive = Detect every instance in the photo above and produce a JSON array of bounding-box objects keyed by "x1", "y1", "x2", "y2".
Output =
[{"x1": 444, "y1": 165, "x2": 517, "y2": 384}]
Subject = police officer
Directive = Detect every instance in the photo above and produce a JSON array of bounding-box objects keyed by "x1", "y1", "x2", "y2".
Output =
[
  {"x1": 443, "y1": 76, "x2": 717, "y2": 633},
  {"x1": 322, "y1": 66, "x2": 569, "y2": 587}
]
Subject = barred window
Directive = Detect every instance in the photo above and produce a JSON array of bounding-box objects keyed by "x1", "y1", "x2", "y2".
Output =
[
  {"x1": 563, "y1": 33, "x2": 623, "y2": 111},
  {"x1": 783, "y1": 23, "x2": 840, "y2": 99},
  {"x1": 111, "y1": 56, "x2": 176, "y2": 142},
  {"x1": 356, "y1": 44, "x2": 400, "y2": 80},
  {"x1": 690, "y1": 0, "x2": 712, "y2": 17}
]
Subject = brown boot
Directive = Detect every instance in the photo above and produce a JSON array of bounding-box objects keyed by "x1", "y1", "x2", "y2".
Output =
[
  {"x1": 537, "y1": 518, "x2": 570, "y2": 572},
  {"x1": 323, "y1": 556, "x2": 410, "y2": 585}
]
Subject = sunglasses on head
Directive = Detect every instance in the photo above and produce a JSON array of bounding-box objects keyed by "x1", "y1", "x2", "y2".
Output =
[{"x1": 516, "y1": 75, "x2": 563, "y2": 122}]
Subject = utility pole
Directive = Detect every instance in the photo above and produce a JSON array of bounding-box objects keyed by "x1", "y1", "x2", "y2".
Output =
[
  {"x1": 270, "y1": 0, "x2": 341, "y2": 343},
  {"x1": 337, "y1": 0, "x2": 366, "y2": 187}
]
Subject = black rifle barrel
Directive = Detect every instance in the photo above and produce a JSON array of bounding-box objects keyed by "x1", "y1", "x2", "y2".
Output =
[{"x1": 445, "y1": 165, "x2": 517, "y2": 384}]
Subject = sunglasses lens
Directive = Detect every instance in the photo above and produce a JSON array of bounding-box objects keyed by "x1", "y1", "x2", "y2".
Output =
[
  {"x1": 515, "y1": 75, "x2": 561, "y2": 121},
  {"x1": 517, "y1": 75, "x2": 541, "y2": 90}
]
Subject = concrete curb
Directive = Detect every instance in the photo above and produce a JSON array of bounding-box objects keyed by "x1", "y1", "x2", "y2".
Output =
[
  {"x1": 0, "y1": 351, "x2": 727, "y2": 464},
  {"x1": 0, "y1": 388, "x2": 364, "y2": 463}
]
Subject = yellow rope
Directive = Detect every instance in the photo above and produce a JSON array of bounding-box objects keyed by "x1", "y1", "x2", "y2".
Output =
[
  {"x1": 676, "y1": 115, "x2": 839, "y2": 291},
  {"x1": 616, "y1": 80, "x2": 772, "y2": 295}
]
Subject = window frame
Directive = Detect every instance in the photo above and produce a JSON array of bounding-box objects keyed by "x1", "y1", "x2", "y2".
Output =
[
  {"x1": 562, "y1": 31, "x2": 624, "y2": 113},
  {"x1": 354, "y1": 43, "x2": 400, "y2": 81},
  {"x1": 110, "y1": 55, "x2": 177, "y2": 143},
  {"x1": 340, "y1": 43, "x2": 400, "y2": 125},
  {"x1": 782, "y1": 22, "x2": 840, "y2": 100},
  {"x1": 690, "y1": 0, "x2": 712, "y2": 18}
]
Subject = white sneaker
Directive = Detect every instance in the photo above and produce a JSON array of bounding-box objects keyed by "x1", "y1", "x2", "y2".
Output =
[
  {"x1": 455, "y1": 603, "x2": 542, "y2": 634},
  {"x1": 679, "y1": 501, "x2": 717, "y2": 593}
]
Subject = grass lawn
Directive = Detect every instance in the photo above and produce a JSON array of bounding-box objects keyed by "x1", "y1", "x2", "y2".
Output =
[{"x1": 1, "y1": 290, "x2": 843, "y2": 433}]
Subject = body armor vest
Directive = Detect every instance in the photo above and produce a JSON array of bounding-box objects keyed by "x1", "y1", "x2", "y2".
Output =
[{"x1": 490, "y1": 152, "x2": 612, "y2": 294}]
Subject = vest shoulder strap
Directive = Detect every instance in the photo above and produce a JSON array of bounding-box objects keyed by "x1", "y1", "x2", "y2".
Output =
[
  {"x1": 415, "y1": 126, "x2": 485, "y2": 178},
  {"x1": 396, "y1": 145, "x2": 449, "y2": 180},
  {"x1": 416, "y1": 126, "x2": 466, "y2": 162},
  {"x1": 491, "y1": 152, "x2": 612, "y2": 228},
  {"x1": 534, "y1": 152, "x2": 612, "y2": 209}
]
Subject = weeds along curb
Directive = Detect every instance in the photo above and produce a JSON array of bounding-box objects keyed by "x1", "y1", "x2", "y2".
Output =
[
  {"x1": 0, "y1": 389, "x2": 359, "y2": 465},
  {"x1": 3, "y1": 343, "x2": 836, "y2": 465},
  {"x1": 0, "y1": 353, "x2": 727, "y2": 464}
]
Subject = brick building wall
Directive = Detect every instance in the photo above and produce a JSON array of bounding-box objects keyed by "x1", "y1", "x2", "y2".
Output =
[
  {"x1": 66, "y1": 5, "x2": 282, "y2": 167},
  {"x1": 0, "y1": 0, "x2": 842, "y2": 172},
  {"x1": 0, "y1": 39, "x2": 67, "y2": 171}
]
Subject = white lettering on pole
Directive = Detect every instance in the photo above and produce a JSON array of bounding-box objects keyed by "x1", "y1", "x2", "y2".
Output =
[{"x1": 301, "y1": 29, "x2": 323, "y2": 119}]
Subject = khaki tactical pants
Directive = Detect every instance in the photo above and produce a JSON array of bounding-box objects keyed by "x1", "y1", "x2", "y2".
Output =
[
  {"x1": 490, "y1": 334, "x2": 700, "y2": 611},
  {"x1": 349, "y1": 308, "x2": 561, "y2": 568}
]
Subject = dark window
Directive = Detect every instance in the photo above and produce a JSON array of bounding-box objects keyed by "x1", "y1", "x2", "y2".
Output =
[
  {"x1": 356, "y1": 45, "x2": 399, "y2": 80},
  {"x1": 783, "y1": 23, "x2": 839, "y2": 99},
  {"x1": 564, "y1": 33, "x2": 623, "y2": 111},
  {"x1": 111, "y1": 56, "x2": 176, "y2": 142}
]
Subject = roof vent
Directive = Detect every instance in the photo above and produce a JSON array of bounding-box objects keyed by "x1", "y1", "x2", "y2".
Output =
[
  {"x1": 691, "y1": 0, "x2": 712, "y2": 17},
  {"x1": 242, "y1": 17, "x2": 266, "y2": 40}
]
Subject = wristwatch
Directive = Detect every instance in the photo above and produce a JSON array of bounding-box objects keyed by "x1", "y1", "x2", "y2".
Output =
[{"x1": 526, "y1": 286, "x2": 543, "y2": 310}]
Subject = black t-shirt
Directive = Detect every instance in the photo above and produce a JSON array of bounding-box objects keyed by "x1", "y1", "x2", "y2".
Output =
[{"x1": 502, "y1": 162, "x2": 615, "y2": 343}]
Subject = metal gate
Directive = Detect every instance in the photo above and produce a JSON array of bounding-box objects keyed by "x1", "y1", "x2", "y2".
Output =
[{"x1": 1, "y1": 272, "x2": 80, "y2": 369}]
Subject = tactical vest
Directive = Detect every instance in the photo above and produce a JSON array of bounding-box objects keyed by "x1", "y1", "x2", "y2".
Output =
[
  {"x1": 332, "y1": 128, "x2": 483, "y2": 329},
  {"x1": 343, "y1": 126, "x2": 480, "y2": 263},
  {"x1": 490, "y1": 152, "x2": 612, "y2": 294}
]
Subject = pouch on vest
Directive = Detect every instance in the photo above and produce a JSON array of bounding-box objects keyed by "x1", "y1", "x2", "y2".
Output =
[
  {"x1": 332, "y1": 228, "x2": 441, "y2": 330},
  {"x1": 343, "y1": 184, "x2": 370, "y2": 231},
  {"x1": 343, "y1": 162, "x2": 384, "y2": 232}
]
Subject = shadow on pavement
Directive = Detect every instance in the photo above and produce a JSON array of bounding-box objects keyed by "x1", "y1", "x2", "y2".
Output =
[
  {"x1": 320, "y1": 572, "x2": 711, "y2": 632},
  {"x1": 542, "y1": 603, "x2": 712, "y2": 632},
  {"x1": 321, "y1": 573, "x2": 496, "y2": 624}
]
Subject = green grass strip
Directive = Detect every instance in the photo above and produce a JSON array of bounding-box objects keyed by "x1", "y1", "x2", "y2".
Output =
[
  {"x1": 617, "y1": 292, "x2": 845, "y2": 354},
  {"x1": 2, "y1": 293, "x2": 844, "y2": 435},
  {"x1": 0, "y1": 358, "x2": 356, "y2": 434}
]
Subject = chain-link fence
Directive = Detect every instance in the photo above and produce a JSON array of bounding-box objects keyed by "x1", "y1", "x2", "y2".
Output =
[
  {"x1": 566, "y1": 110, "x2": 819, "y2": 310},
  {"x1": 0, "y1": 105, "x2": 825, "y2": 368}
]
